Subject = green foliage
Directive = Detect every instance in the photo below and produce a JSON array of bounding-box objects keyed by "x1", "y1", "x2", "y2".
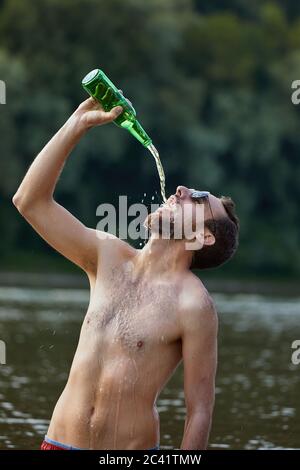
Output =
[{"x1": 0, "y1": 0, "x2": 299, "y2": 277}]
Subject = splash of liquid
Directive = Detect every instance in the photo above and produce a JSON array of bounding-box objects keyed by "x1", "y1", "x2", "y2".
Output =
[{"x1": 147, "y1": 144, "x2": 167, "y2": 203}]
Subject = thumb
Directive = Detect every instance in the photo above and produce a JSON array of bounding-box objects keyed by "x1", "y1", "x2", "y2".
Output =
[{"x1": 110, "y1": 106, "x2": 123, "y2": 118}]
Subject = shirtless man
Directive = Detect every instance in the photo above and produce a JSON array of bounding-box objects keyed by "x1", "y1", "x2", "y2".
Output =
[{"x1": 13, "y1": 97, "x2": 239, "y2": 450}]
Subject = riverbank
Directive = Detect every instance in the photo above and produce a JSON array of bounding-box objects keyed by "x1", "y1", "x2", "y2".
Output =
[{"x1": 0, "y1": 271, "x2": 299, "y2": 296}]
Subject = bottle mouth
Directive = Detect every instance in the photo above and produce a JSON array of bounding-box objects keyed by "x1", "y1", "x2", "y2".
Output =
[
  {"x1": 82, "y1": 69, "x2": 99, "y2": 85},
  {"x1": 144, "y1": 138, "x2": 153, "y2": 148}
]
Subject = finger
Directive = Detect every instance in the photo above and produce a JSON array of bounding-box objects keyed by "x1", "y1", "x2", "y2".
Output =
[
  {"x1": 79, "y1": 97, "x2": 95, "y2": 108},
  {"x1": 79, "y1": 97, "x2": 103, "y2": 112},
  {"x1": 85, "y1": 106, "x2": 123, "y2": 127},
  {"x1": 106, "y1": 106, "x2": 123, "y2": 120},
  {"x1": 98, "y1": 106, "x2": 123, "y2": 125},
  {"x1": 90, "y1": 96, "x2": 104, "y2": 110}
]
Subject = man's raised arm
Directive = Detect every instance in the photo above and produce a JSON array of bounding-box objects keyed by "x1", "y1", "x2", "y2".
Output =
[{"x1": 12, "y1": 98, "x2": 123, "y2": 275}]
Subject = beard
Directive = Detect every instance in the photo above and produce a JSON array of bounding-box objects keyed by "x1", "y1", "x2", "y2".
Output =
[{"x1": 144, "y1": 210, "x2": 180, "y2": 239}]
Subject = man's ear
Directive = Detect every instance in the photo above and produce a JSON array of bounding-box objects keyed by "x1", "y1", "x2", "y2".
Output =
[
  {"x1": 186, "y1": 228, "x2": 215, "y2": 251},
  {"x1": 204, "y1": 228, "x2": 215, "y2": 246}
]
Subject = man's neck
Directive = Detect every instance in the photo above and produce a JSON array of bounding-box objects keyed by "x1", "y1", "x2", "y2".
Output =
[{"x1": 133, "y1": 236, "x2": 193, "y2": 277}]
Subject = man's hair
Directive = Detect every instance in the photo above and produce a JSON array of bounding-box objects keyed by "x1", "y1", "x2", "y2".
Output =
[{"x1": 191, "y1": 196, "x2": 239, "y2": 270}]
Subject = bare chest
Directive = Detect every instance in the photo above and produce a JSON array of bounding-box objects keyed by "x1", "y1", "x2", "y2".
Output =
[{"x1": 86, "y1": 268, "x2": 180, "y2": 351}]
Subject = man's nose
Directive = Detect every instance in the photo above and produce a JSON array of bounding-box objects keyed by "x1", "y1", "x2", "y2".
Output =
[{"x1": 175, "y1": 186, "x2": 190, "y2": 199}]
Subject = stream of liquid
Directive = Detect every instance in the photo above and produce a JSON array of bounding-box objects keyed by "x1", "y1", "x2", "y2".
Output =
[{"x1": 147, "y1": 144, "x2": 167, "y2": 203}]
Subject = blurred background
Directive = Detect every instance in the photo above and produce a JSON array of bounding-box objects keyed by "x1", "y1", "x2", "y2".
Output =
[{"x1": 0, "y1": 0, "x2": 299, "y2": 450}]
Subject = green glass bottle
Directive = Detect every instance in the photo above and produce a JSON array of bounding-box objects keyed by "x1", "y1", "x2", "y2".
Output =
[{"x1": 81, "y1": 69, "x2": 152, "y2": 147}]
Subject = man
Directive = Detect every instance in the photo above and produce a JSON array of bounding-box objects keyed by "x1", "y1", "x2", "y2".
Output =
[{"x1": 13, "y1": 97, "x2": 239, "y2": 450}]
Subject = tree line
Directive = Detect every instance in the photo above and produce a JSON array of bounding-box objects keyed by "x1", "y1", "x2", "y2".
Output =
[{"x1": 0, "y1": 0, "x2": 299, "y2": 277}]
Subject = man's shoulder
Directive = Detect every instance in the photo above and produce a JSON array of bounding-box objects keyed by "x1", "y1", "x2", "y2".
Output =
[
  {"x1": 178, "y1": 272, "x2": 217, "y2": 329},
  {"x1": 88, "y1": 230, "x2": 137, "y2": 276},
  {"x1": 93, "y1": 230, "x2": 136, "y2": 255},
  {"x1": 179, "y1": 271, "x2": 215, "y2": 310}
]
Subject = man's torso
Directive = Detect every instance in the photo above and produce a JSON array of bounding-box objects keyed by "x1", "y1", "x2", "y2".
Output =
[{"x1": 47, "y1": 242, "x2": 194, "y2": 449}]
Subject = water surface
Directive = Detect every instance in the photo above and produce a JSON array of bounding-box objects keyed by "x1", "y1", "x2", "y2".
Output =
[{"x1": 0, "y1": 286, "x2": 299, "y2": 449}]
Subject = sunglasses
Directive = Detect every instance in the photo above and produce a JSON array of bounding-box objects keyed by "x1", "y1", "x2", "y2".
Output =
[
  {"x1": 190, "y1": 190, "x2": 216, "y2": 235},
  {"x1": 190, "y1": 190, "x2": 210, "y2": 199}
]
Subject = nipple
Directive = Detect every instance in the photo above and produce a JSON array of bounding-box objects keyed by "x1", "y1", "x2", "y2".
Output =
[{"x1": 137, "y1": 340, "x2": 144, "y2": 349}]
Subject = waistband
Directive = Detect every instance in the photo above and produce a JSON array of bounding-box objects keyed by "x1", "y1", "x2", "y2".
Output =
[
  {"x1": 44, "y1": 435, "x2": 159, "y2": 451},
  {"x1": 44, "y1": 435, "x2": 84, "y2": 450}
]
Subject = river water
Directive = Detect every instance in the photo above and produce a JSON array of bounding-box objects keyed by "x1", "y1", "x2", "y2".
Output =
[{"x1": 0, "y1": 286, "x2": 299, "y2": 449}]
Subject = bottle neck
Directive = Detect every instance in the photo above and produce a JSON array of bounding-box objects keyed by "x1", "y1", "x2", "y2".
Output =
[{"x1": 130, "y1": 120, "x2": 152, "y2": 147}]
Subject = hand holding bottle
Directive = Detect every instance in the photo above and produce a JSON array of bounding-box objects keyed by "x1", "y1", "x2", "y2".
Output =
[
  {"x1": 73, "y1": 97, "x2": 123, "y2": 131},
  {"x1": 80, "y1": 68, "x2": 166, "y2": 201},
  {"x1": 82, "y1": 69, "x2": 152, "y2": 147}
]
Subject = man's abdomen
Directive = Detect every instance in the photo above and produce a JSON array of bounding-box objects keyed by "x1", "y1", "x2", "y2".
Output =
[
  {"x1": 47, "y1": 303, "x2": 182, "y2": 449},
  {"x1": 47, "y1": 357, "x2": 161, "y2": 450}
]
